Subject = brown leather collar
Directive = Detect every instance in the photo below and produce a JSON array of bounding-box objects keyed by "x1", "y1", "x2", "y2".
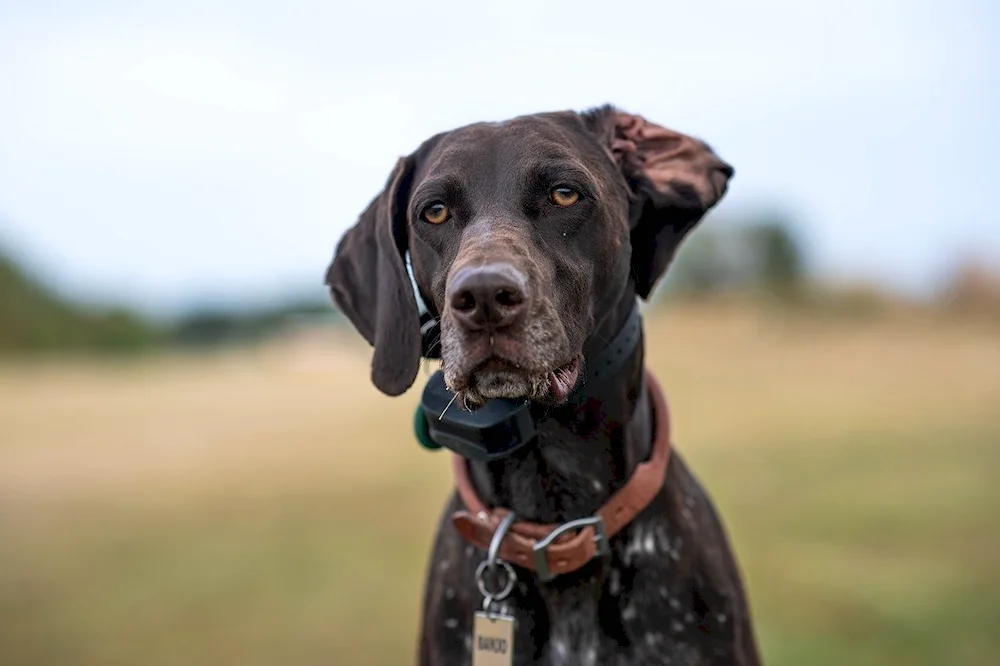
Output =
[{"x1": 451, "y1": 368, "x2": 672, "y2": 580}]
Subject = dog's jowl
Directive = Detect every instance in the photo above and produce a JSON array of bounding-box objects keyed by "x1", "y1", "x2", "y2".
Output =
[{"x1": 326, "y1": 106, "x2": 762, "y2": 665}]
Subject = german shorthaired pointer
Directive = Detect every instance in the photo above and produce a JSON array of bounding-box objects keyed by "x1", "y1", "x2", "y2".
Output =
[{"x1": 326, "y1": 106, "x2": 761, "y2": 665}]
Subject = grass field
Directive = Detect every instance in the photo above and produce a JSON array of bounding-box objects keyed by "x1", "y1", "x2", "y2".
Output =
[{"x1": 2, "y1": 302, "x2": 998, "y2": 666}]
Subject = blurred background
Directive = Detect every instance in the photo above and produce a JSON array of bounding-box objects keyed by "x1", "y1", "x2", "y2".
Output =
[{"x1": 1, "y1": 1, "x2": 998, "y2": 665}]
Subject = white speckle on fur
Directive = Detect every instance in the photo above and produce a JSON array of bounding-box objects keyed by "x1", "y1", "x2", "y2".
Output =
[
  {"x1": 671, "y1": 620, "x2": 685, "y2": 633},
  {"x1": 685, "y1": 495, "x2": 695, "y2": 508},
  {"x1": 439, "y1": 560, "x2": 451, "y2": 572},
  {"x1": 717, "y1": 612, "x2": 728, "y2": 624},
  {"x1": 609, "y1": 569, "x2": 622, "y2": 595},
  {"x1": 591, "y1": 479, "x2": 603, "y2": 492},
  {"x1": 624, "y1": 528, "x2": 645, "y2": 566},
  {"x1": 659, "y1": 586, "x2": 669, "y2": 598},
  {"x1": 622, "y1": 604, "x2": 637, "y2": 621},
  {"x1": 465, "y1": 546, "x2": 475, "y2": 557},
  {"x1": 684, "y1": 612, "x2": 695, "y2": 624},
  {"x1": 464, "y1": 635, "x2": 472, "y2": 652},
  {"x1": 681, "y1": 507, "x2": 693, "y2": 521},
  {"x1": 549, "y1": 617, "x2": 598, "y2": 666},
  {"x1": 669, "y1": 547, "x2": 681, "y2": 562},
  {"x1": 444, "y1": 587, "x2": 455, "y2": 600},
  {"x1": 444, "y1": 618, "x2": 458, "y2": 629},
  {"x1": 670, "y1": 597, "x2": 681, "y2": 611},
  {"x1": 645, "y1": 632, "x2": 663, "y2": 647},
  {"x1": 643, "y1": 532, "x2": 656, "y2": 554}
]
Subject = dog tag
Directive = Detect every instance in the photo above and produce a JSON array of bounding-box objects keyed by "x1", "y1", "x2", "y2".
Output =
[{"x1": 473, "y1": 610, "x2": 515, "y2": 666}]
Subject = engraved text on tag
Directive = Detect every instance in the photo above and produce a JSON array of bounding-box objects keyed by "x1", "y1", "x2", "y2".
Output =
[{"x1": 473, "y1": 610, "x2": 515, "y2": 666}]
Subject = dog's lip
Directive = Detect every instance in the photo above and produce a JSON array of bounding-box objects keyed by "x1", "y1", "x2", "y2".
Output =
[
  {"x1": 548, "y1": 357, "x2": 581, "y2": 403},
  {"x1": 470, "y1": 355, "x2": 523, "y2": 375},
  {"x1": 470, "y1": 355, "x2": 576, "y2": 378},
  {"x1": 458, "y1": 354, "x2": 581, "y2": 402}
]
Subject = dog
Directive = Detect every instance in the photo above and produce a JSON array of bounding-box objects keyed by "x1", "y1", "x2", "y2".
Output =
[{"x1": 326, "y1": 106, "x2": 761, "y2": 665}]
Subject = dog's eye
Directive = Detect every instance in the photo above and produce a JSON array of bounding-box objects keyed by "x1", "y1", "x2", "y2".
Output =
[
  {"x1": 421, "y1": 203, "x2": 450, "y2": 224},
  {"x1": 550, "y1": 186, "x2": 580, "y2": 207}
]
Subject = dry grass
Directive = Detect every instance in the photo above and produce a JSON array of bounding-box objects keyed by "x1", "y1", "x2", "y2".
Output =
[{"x1": 1, "y1": 303, "x2": 998, "y2": 666}]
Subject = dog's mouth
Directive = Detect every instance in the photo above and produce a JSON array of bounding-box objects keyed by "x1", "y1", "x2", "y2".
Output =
[
  {"x1": 446, "y1": 356, "x2": 582, "y2": 407},
  {"x1": 548, "y1": 357, "x2": 582, "y2": 403}
]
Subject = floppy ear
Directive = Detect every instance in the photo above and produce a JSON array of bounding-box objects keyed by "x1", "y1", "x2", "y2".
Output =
[
  {"x1": 586, "y1": 107, "x2": 734, "y2": 299},
  {"x1": 325, "y1": 156, "x2": 422, "y2": 396}
]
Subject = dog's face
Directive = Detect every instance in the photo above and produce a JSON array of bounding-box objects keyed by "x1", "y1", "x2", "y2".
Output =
[
  {"x1": 327, "y1": 106, "x2": 733, "y2": 402},
  {"x1": 408, "y1": 114, "x2": 633, "y2": 406}
]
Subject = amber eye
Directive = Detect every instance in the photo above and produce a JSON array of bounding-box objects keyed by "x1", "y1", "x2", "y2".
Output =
[
  {"x1": 421, "y1": 203, "x2": 450, "y2": 224},
  {"x1": 550, "y1": 186, "x2": 580, "y2": 207}
]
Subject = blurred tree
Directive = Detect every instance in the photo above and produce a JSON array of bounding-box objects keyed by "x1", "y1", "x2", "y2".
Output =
[
  {"x1": 170, "y1": 300, "x2": 337, "y2": 347},
  {"x1": 0, "y1": 249, "x2": 162, "y2": 353},
  {"x1": 659, "y1": 213, "x2": 806, "y2": 300},
  {"x1": 748, "y1": 219, "x2": 805, "y2": 299},
  {"x1": 1, "y1": 240, "x2": 347, "y2": 354},
  {"x1": 941, "y1": 256, "x2": 1000, "y2": 316},
  {"x1": 756, "y1": 224, "x2": 802, "y2": 286}
]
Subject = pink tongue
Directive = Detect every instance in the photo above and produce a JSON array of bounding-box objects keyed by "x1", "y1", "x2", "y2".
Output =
[{"x1": 548, "y1": 365, "x2": 580, "y2": 402}]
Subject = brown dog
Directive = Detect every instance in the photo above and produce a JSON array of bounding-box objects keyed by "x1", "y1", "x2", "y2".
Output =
[{"x1": 327, "y1": 106, "x2": 761, "y2": 665}]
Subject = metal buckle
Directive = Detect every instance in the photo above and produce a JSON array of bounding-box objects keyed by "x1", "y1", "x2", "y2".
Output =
[{"x1": 531, "y1": 515, "x2": 609, "y2": 582}]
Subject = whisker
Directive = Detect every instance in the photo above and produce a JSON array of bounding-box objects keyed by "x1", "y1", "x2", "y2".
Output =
[
  {"x1": 589, "y1": 332, "x2": 610, "y2": 346},
  {"x1": 439, "y1": 392, "x2": 459, "y2": 420},
  {"x1": 424, "y1": 333, "x2": 442, "y2": 355}
]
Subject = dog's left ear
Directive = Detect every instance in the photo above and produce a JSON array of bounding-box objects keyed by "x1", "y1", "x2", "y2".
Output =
[
  {"x1": 325, "y1": 156, "x2": 422, "y2": 396},
  {"x1": 585, "y1": 107, "x2": 735, "y2": 299}
]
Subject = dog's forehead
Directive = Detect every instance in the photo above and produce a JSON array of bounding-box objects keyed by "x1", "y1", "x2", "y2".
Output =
[{"x1": 416, "y1": 113, "x2": 597, "y2": 178}]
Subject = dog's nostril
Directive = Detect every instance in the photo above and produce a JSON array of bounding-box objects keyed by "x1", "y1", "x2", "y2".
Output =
[
  {"x1": 495, "y1": 288, "x2": 523, "y2": 308},
  {"x1": 453, "y1": 291, "x2": 477, "y2": 312}
]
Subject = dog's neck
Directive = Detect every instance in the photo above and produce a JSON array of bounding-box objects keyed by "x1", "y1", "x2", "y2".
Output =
[{"x1": 469, "y1": 291, "x2": 652, "y2": 524}]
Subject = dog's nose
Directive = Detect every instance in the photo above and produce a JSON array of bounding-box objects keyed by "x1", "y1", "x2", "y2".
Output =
[{"x1": 447, "y1": 264, "x2": 529, "y2": 332}]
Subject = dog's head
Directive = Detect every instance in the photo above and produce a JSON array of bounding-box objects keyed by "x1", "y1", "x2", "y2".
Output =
[{"x1": 326, "y1": 106, "x2": 733, "y2": 404}]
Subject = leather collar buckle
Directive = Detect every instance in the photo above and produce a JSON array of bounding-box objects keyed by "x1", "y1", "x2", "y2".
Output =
[{"x1": 532, "y1": 515, "x2": 610, "y2": 582}]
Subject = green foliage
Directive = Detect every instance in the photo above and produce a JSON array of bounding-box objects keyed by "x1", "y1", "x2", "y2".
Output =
[
  {"x1": 754, "y1": 220, "x2": 804, "y2": 294},
  {"x1": 662, "y1": 214, "x2": 806, "y2": 299},
  {"x1": 170, "y1": 301, "x2": 337, "y2": 347},
  {"x1": 0, "y1": 247, "x2": 337, "y2": 354},
  {"x1": 0, "y1": 251, "x2": 162, "y2": 353}
]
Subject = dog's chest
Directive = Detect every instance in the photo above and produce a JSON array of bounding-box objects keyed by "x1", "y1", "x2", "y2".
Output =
[
  {"x1": 540, "y1": 586, "x2": 600, "y2": 665},
  {"x1": 534, "y1": 586, "x2": 725, "y2": 666},
  {"x1": 538, "y1": 521, "x2": 735, "y2": 666},
  {"x1": 425, "y1": 508, "x2": 741, "y2": 666}
]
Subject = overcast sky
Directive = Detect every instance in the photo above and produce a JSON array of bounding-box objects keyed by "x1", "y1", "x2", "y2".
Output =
[{"x1": 1, "y1": 0, "x2": 997, "y2": 314}]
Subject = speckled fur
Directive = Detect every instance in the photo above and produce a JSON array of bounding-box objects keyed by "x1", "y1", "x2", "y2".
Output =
[
  {"x1": 418, "y1": 300, "x2": 761, "y2": 666},
  {"x1": 408, "y1": 113, "x2": 759, "y2": 665},
  {"x1": 328, "y1": 107, "x2": 757, "y2": 664}
]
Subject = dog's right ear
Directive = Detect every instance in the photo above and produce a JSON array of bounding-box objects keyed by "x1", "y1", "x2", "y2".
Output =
[{"x1": 325, "y1": 156, "x2": 422, "y2": 396}]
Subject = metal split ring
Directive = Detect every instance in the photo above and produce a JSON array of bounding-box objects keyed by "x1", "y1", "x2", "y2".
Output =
[
  {"x1": 474, "y1": 511, "x2": 518, "y2": 604},
  {"x1": 475, "y1": 559, "x2": 516, "y2": 603}
]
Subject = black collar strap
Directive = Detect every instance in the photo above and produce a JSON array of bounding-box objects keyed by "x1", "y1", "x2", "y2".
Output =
[
  {"x1": 416, "y1": 300, "x2": 643, "y2": 461},
  {"x1": 575, "y1": 300, "x2": 642, "y2": 390}
]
